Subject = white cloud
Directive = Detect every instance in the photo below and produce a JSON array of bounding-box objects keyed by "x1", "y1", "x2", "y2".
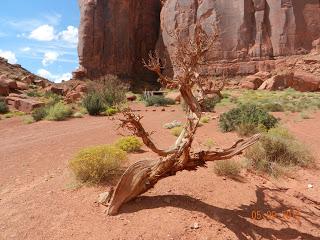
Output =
[
  {"x1": 29, "y1": 24, "x2": 55, "y2": 41},
  {"x1": 0, "y1": 49, "x2": 17, "y2": 64},
  {"x1": 37, "y1": 69, "x2": 71, "y2": 83},
  {"x1": 58, "y1": 26, "x2": 78, "y2": 44},
  {"x1": 21, "y1": 47, "x2": 31, "y2": 52},
  {"x1": 42, "y1": 51, "x2": 59, "y2": 66}
]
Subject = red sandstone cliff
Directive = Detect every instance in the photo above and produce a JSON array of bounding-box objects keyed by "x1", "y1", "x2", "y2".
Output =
[{"x1": 76, "y1": 0, "x2": 320, "y2": 81}]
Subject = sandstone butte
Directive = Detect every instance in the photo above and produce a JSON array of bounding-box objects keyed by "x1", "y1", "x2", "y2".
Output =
[{"x1": 75, "y1": 0, "x2": 320, "y2": 84}]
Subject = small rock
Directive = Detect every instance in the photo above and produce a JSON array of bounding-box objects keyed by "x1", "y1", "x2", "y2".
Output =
[
  {"x1": 161, "y1": 108, "x2": 165, "y2": 112},
  {"x1": 191, "y1": 222, "x2": 200, "y2": 229},
  {"x1": 307, "y1": 184, "x2": 313, "y2": 189},
  {"x1": 163, "y1": 197, "x2": 171, "y2": 204},
  {"x1": 222, "y1": 177, "x2": 227, "y2": 180},
  {"x1": 97, "y1": 191, "x2": 111, "y2": 205}
]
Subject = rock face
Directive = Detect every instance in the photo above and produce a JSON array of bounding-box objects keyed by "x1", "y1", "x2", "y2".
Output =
[
  {"x1": 77, "y1": 0, "x2": 320, "y2": 84},
  {"x1": 77, "y1": 0, "x2": 161, "y2": 83},
  {"x1": 161, "y1": 0, "x2": 320, "y2": 63}
]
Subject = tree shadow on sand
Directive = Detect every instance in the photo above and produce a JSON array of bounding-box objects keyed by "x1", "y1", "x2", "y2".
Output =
[{"x1": 120, "y1": 187, "x2": 320, "y2": 240}]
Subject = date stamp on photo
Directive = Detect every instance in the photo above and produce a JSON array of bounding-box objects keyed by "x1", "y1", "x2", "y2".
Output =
[{"x1": 251, "y1": 209, "x2": 301, "y2": 221}]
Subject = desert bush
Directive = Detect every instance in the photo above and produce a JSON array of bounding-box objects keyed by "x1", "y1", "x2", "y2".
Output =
[
  {"x1": 23, "y1": 116, "x2": 35, "y2": 124},
  {"x1": 214, "y1": 160, "x2": 242, "y2": 177},
  {"x1": 200, "y1": 116, "x2": 210, "y2": 124},
  {"x1": 203, "y1": 139, "x2": 216, "y2": 150},
  {"x1": 82, "y1": 92, "x2": 105, "y2": 116},
  {"x1": 244, "y1": 127, "x2": 314, "y2": 177},
  {"x1": 69, "y1": 145, "x2": 127, "y2": 183},
  {"x1": 43, "y1": 92, "x2": 63, "y2": 106},
  {"x1": 171, "y1": 126, "x2": 183, "y2": 137},
  {"x1": 163, "y1": 120, "x2": 182, "y2": 129},
  {"x1": 105, "y1": 107, "x2": 118, "y2": 116},
  {"x1": 0, "y1": 99, "x2": 9, "y2": 114},
  {"x1": 145, "y1": 95, "x2": 175, "y2": 107},
  {"x1": 32, "y1": 107, "x2": 47, "y2": 121},
  {"x1": 219, "y1": 104, "x2": 278, "y2": 133},
  {"x1": 201, "y1": 96, "x2": 221, "y2": 112},
  {"x1": 27, "y1": 90, "x2": 42, "y2": 97},
  {"x1": 115, "y1": 136, "x2": 143, "y2": 153},
  {"x1": 46, "y1": 102, "x2": 72, "y2": 121},
  {"x1": 99, "y1": 75, "x2": 127, "y2": 107}
]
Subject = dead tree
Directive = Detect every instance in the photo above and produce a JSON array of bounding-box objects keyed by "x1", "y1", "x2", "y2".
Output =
[{"x1": 106, "y1": 25, "x2": 260, "y2": 215}]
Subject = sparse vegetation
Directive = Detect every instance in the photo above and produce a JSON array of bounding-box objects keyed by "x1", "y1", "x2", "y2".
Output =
[
  {"x1": 73, "y1": 112, "x2": 84, "y2": 118},
  {"x1": 69, "y1": 145, "x2": 127, "y2": 184},
  {"x1": 144, "y1": 95, "x2": 175, "y2": 107},
  {"x1": 163, "y1": 120, "x2": 182, "y2": 129},
  {"x1": 234, "y1": 89, "x2": 320, "y2": 112},
  {"x1": 171, "y1": 126, "x2": 183, "y2": 137},
  {"x1": 244, "y1": 127, "x2": 314, "y2": 177},
  {"x1": 115, "y1": 136, "x2": 142, "y2": 153},
  {"x1": 26, "y1": 89, "x2": 42, "y2": 97},
  {"x1": 0, "y1": 99, "x2": 9, "y2": 114},
  {"x1": 219, "y1": 104, "x2": 278, "y2": 134},
  {"x1": 23, "y1": 116, "x2": 35, "y2": 124},
  {"x1": 201, "y1": 96, "x2": 221, "y2": 112},
  {"x1": 203, "y1": 139, "x2": 216, "y2": 150},
  {"x1": 45, "y1": 102, "x2": 72, "y2": 121},
  {"x1": 214, "y1": 160, "x2": 242, "y2": 177}
]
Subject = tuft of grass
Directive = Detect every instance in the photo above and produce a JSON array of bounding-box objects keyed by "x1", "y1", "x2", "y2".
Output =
[
  {"x1": 200, "y1": 116, "x2": 210, "y2": 124},
  {"x1": 45, "y1": 102, "x2": 72, "y2": 121},
  {"x1": 23, "y1": 116, "x2": 35, "y2": 124},
  {"x1": 214, "y1": 160, "x2": 242, "y2": 177},
  {"x1": 171, "y1": 126, "x2": 184, "y2": 137},
  {"x1": 203, "y1": 139, "x2": 216, "y2": 150},
  {"x1": 26, "y1": 90, "x2": 42, "y2": 98},
  {"x1": 244, "y1": 127, "x2": 314, "y2": 177},
  {"x1": 0, "y1": 100, "x2": 9, "y2": 114},
  {"x1": 104, "y1": 107, "x2": 118, "y2": 116},
  {"x1": 69, "y1": 145, "x2": 127, "y2": 184},
  {"x1": 115, "y1": 136, "x2": 143, "y2": 153},
  {"x1": 219, "y1": 104, "x2": 278, "y2": 134},
  {"x1": 144, "y1": 95, "x2": 175, "y2": 107},
  {"x1": 163, "y1": 120, "x2": 182, "y2": 129}
]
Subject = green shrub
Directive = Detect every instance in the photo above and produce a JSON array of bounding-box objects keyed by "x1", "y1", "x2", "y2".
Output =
[
  {"x1": 219, "y1": 104, "x2": 278, "y2": 133},
  {"x1": 82, "y1": 92, "x2": 105, "y2": 116},
  {"x1": 214, "y1": 160, "x2": 242, "y2": 177},
  {"x1": 69, "y1": 145, "x2": 127, "y2": 183},
  {"x1": 0, "y1": 100, "x2": 9, "y2": 114},
  {"x1": 46, "y1": 102, "x2": 72, "y2": 121},
  {"x1": 244, "y1": 127, "x2": 314, "y2": 177},
  {"x1": 32, "y1": 107, "x2": 47, "y2": 121},
  {"x1": 105, "y1": 107, "x2": 118, "y2": 116},
  {"x1": 201, "y1": 96, "x2": 221, "y2": 112},
  {"x1": 203, "y1": 139, "x2": 216, "y2": 150},
  {"x1": 145, "y1": 95, "x2": 175, "y2": 107},
  {"x1": 43, "y1": 92, "x2": 63, "y2": 106},
  {"x1": 115, "y1": 136, "x2": 143, "y2": 153},
  {"x1": 99, "y1": 75, "x2": 127, "y2": 107},
  {"x1": 23, "y1": 116, "x2": 35, "y2": 124},
  {"x1": 171, "y1": 126, "x2": 183, "y2": 137}
]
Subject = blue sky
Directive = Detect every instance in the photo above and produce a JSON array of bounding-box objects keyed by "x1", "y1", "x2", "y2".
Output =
[{"x1": 0, "y1": 0, "x2": 80, "y2": 82}]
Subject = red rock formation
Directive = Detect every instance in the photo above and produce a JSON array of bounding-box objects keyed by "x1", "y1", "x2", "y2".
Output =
[
  {"x1": 77, "y1": 0, "x2": 161, "y2": 83},
  {"x1": 160, "y1": 0, "x2": 320, "y2": 75}
]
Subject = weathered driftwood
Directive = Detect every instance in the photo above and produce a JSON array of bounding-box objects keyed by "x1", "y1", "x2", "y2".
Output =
[{"x1": 107, "y1": 25, "x2": 260, "y2": 215}]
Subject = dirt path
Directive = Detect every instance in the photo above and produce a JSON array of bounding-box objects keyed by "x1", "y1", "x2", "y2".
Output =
[{"x1": 0, "y1": 104, "x2": 319, "y2": 240}]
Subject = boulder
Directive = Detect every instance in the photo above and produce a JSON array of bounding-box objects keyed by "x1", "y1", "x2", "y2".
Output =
[
  {"x1": 312, "y1": 38, "x2": 320, "y2": 53},
  {"x1": 166, "y1": 92, "x2": 181, "y2": 102},
  {"x1": 22, "y1": 75, "x2": 35, "y2": 84},
  {"x1": 254, "y1": 71, "x2": 272, "y2": 80},
  {"x1": 5, "y1": 96, "x2": 44, "y2": 113},
  {"x1": 292, "y1": 71, "x2": 320, "y2": 92},
  {"x1": 0, "y1": 84, "x2": 9, "y2": 96},
  {"x1": 16, "y1": 81, "x2": 28, "y2": 90},
  {"x1": 34, "y1": 79, "x2": 46, "y2": 88},
  {"x1": 126, "y1": 94, "x2": 137, "y2": 102},
  {"x1": 241, "y1": 75, "x2": 264, "y2": 90},
  {"x1": 45, "y1": 85, "x2": 64, "y2": 96},
  {"x1": 75, "y1": 84, "x2": 88, "y2": 94},
  {"x1": 259, "y1": 73, "x2": 294, "y2": 91},
  {"x1": 0, "y1": 75, "x2": 17, "y2": 90},
  {"x1": 65, "y1": 91, "x2": 82, "y2": 103}
]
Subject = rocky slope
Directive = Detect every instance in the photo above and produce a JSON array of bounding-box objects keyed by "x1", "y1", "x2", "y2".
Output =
[{"x1": 76, "y1": 0, "x2": 320, "y2": 84}]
